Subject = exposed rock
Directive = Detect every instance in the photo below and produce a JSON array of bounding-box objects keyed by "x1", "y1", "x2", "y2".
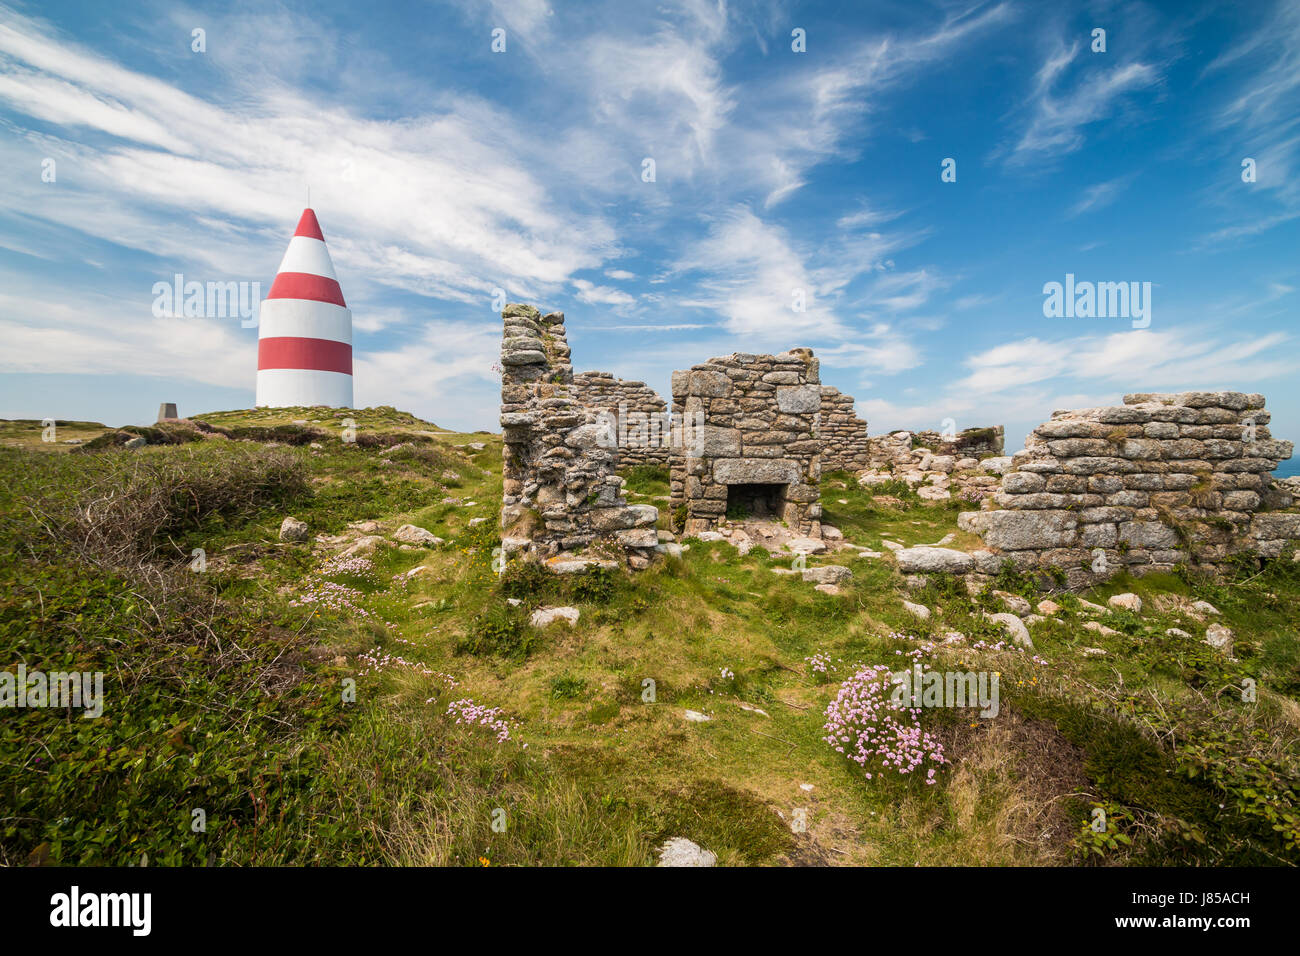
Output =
[
  {"x1": 342, "y1": 535, "x2": 385, "y2": 557},
  {"x1": 902, "y1": 600, "x2": 931, "y2": 621},
  {"x1": 984, "y1": 612, "x2": 1033, "y2": 648},
  {"x1": 683, "y1": 710, "x2": 712, "y2": 723},
  {"x1": 993, "y1": 590, "x2": 1032, "y2": 616},
  {"x1": 896, "y1": 546, "x2": 975, "y2": 574},
  {"x1": 1166, "y1": 628, "x2": 1192, "y2": 639},
  {"x1": 1107, "y1": 593, "x2": 1143, "y2": 613},
  {"x1": 545, "y1": 555, "x2": 619, "y2": 574},
  {"x1": 657, "y1": 837, "x2": 717, "y2": 867},
  {"x1": 802, "y1": 565, "x2": 852, "y2": 585},
  {"x1": 279, "y1": 516, "x2": 309, "y2": 542},
  {"x1": 1036, "y1": 600, "x2": 1061, "y2": 616},
  {"x1": 788, "y1": 537, "x2": 828, "y2": 554},
  {"x1": 392, "y1": 524, "x2": 444, "y2": 547},
  {"x1": 1190, "y1": 600, "x2": 1220, "y2": 616},
  {"x1": 1204, "y1": 623, "x2": 1234, "y2": 654},
  {"x1": 530, "y1": 606, "x2": 580, "y2": 628}
]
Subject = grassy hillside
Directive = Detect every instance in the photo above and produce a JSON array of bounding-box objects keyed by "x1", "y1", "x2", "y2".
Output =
[{"x1": 2, "y1": 407, "x2": 1297, "y2": 866}]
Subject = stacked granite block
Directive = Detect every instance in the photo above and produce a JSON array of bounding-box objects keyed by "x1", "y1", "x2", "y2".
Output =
[{"x1": 959, "y1": 391, "x2": 1297, "y2": 587}]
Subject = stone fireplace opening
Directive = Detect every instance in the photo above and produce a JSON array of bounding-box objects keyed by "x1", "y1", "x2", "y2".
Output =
[{"x1": 726, "y1": 483, "x2": 786, "y2": 519}]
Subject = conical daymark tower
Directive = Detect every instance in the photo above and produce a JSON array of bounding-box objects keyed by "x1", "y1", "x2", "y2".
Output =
[{"x1": 255, "y1": 208, "x2": 353, "y2": 407}]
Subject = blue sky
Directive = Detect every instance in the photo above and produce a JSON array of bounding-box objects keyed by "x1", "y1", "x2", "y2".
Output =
[{"x1": 1, "y1": 0, "x2": 1297, "y2": 466}]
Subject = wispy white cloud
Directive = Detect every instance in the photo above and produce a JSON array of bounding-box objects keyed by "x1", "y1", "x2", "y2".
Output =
[{"x1": 1066, "y1": 175, "x2": 1135, "y2": 217}]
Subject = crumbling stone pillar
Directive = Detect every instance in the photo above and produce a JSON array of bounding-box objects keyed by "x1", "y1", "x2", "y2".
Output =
[
  {"x1": 819, "y1": 386, "x2": 870, "y2": 472},
  {"x1": 498, "y1": 304, "x2": 659, "y2": 569}
]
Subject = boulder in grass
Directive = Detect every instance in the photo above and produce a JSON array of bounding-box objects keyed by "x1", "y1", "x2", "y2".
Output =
[
  {"x1": 657, "y1": 837, "x2": 717, "y2": 867},
  {"x1": 1204, "y1": 623, "x2": 1234, "y2": 655},
  {"x1": 985, "y1": 612, "x2": 1033, "y2": 648},
  {"x1": 1107, "y1": 593, "x2": 1143, "y2": 613},
  {"x1": 802, "y1": 565, "x2": 852, "y2": 585},
  {"x1": 529, "y1": 606, "x2": 579, "y2": 628},
  {"x1": 392, "y1": 524, "x2": 444, "y2": 547},
  {"x1": 279, "y1": 516, "x2": 310, "y2": 542}
]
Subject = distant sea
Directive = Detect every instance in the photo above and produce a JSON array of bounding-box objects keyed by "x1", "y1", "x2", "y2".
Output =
[{"x1": 1276, "y1": 460, "x2": 1300, "y2": 479}]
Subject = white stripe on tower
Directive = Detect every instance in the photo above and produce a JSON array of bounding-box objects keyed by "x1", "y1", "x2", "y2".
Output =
[
  {"x1": 255, "y1": 208, "x2": 354, "y2": 409},
  {"x1": 276, "y1": 235, "x2": 339, "y2": 280}
]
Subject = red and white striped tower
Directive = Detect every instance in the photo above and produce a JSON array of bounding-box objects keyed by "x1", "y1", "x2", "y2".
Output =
[{"x1": 255, "y1": 208, "x2": 353, "y2": 408}]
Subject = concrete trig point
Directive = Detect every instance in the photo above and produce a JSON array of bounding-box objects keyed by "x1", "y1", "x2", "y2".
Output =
[{"x1": 156, "y1": 403, "x2": 178, "y2": 422}]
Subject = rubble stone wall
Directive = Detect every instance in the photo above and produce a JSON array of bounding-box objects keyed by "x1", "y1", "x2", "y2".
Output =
[
  {"x1": 498, "y1": 304, "x2": 660, "y2": 568},
  {"x1": 669, "y1": 350, "x2": 823, "y2": 537},
  {"x1": 868, "y1": 426, "x2": 1004, "y2": 469},
  {"x1": 570, "y1": 371, "x2": 671, "y2": 468},
  {"x1": 959, "y1": 391, "x2": 1298, "y2": 587},
  {"x1": 819, "y1": 386, "x2": 871, "y2": 472}
]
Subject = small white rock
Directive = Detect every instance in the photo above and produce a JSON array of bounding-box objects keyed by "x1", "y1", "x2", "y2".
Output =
[
  {"x1": 1204, "y1": 623, "x2": 1234, "y2": 654},
  {"x1": 984, "y1": 612, "x2": 1033, "y2": 648},
  {"x1": 529, "y1": 606, "x2": 580, "y2": 628},
  {"x1": 657, "y1": 837, "x2": 716, "y2": 867},
  {"x1": 902, "y1": 600, "x2": 931, "y2": 621},
  {"x1": 1108, "y1": 593, "x2": 1143, "y2": 613}
]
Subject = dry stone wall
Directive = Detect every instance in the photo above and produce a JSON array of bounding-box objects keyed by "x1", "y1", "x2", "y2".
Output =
[
  {"x1": 913, "y1": 426, "x2": 1005, "y2": 460},
  {"x1": 498, "y1": 304, "x2": 660, "y2": 569},
  {"x1": 868, "y1": 426, "x2": 1005, "y2": 470},
  {"x1": 958, "y1": 391, "x2": 1298, "y2": 587},
  {"x1": 570, "y1": 371, "x2": 670, "y2": 468},
  {"x1": 669, "y1": 350, "x2": 823, "y2": 537},
  {"x1": 819, "y1": 386, "x2": 871, "y2": 472}
]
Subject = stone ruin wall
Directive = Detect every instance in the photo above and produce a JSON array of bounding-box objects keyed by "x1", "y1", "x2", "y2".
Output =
[
  {"x1": 868, "y1": 426, "x2": 1005, "y2": 470},
  {"x1": 498, "y1": 304, "x2": 660, "y2": 568},
  {"x1": 913, "y1": 425, "x2": 1005, "y2": 460},
  {"x1": 569, "y1": 371, "x2": 670, "y2": 468},
  {"x1": 669, "y1": 350, "x2": 823, "y2": 537},
  {"x1": 958, "y1": 391, "x2": 1299, "y2": 588},
  {"x1": 819, "y1": 386, "x2": 871, "y2": 472}
]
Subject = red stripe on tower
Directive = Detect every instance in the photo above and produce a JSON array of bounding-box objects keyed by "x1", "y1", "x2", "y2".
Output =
[
  {"x1": 294, "y1": 208, "x2": 325, "y2": 240},
  {"x1": 258, "y1": 336, "x2": 353, "y2": 375},
  {"x1": 267, "y1": 272, "x2": 347, "y2": 307}
]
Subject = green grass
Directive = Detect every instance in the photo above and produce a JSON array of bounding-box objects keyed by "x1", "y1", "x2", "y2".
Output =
[{"x1": 2, "y1": 407, "x2": 1298, "y2": 866}]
